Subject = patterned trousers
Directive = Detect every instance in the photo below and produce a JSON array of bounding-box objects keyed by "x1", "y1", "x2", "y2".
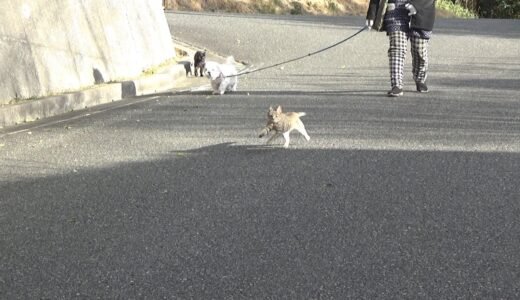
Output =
[{"x1": 388, "y1": 31, "x2": 430, "y2": 88}]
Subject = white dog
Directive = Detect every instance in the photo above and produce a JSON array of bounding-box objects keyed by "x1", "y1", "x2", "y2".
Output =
[{"x1": 204, "y1": 56, "x2": 238, "y2": 95}]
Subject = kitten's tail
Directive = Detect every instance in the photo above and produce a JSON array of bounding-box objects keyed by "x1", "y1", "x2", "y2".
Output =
[
  {"x1": 258, "y1": 127, "x2": 270, "y2": 138},
  {"x1": 259, "y1": 123, "x2": 274, "y2": 138},
  {"x1": 297, "y1": 112, "x2": 306, "y2": 118}
]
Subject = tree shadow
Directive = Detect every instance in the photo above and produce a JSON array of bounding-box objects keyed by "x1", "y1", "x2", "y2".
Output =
[
  {"x1": 437, "y1": 77, "x2": 520, "y2": 91},
  {"x1": 435, "y1": 18, "x2": 520, "y2": 39},
  {"x1": 1, "y1": 142, "x2": 519, "y2": 298}
]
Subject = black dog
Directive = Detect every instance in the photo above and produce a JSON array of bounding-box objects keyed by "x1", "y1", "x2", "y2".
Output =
[{"x1": 193, "y1": 50, "x2": 206, "y2": 77}]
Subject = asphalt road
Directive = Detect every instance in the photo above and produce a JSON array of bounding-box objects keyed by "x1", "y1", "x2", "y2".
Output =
[{"x1": 1, "y1": 12, "x2": 520, "y2": 298}]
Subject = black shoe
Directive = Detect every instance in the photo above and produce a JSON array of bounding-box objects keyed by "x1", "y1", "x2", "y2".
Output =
[
  {"x1": 387, "y1": 86, "x2": 403, "y2": 97},
  {"x1": 416, "y1": 82, "x2": 429, "y2": 93}
]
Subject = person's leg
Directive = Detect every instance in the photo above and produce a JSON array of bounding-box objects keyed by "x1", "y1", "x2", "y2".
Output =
[
  {"x1": 387, "y1": 31, "x2": 408, "y2": 96},
  {"x1": 410, "y1": 35, "x2": 430, "y2": 92}
]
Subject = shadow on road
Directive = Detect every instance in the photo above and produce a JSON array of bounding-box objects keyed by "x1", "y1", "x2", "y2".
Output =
[{"x1": 2, "y1": 142, "x2": 519, "y2": 298}]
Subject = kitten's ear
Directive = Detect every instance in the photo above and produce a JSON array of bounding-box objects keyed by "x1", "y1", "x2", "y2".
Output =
[
  {"x1": 269, "y1": 106, "x2": 273, "y2": 111},
  {"x1": 276, "y1": 106, "x2": 282, "y2": 113}
]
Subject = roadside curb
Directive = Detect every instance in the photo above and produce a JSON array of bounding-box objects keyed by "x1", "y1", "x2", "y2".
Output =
[
  {"x1": 0, "y1": 44, "x2": 192, "y2": 129},
  {"x1": 0, "y1": 84, "x2": 123, "y2": 128}
]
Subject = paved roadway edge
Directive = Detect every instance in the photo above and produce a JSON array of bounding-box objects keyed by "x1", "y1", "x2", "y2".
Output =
[{"x1": 0, "y1": 40, "x2": 201, "y2": 130}]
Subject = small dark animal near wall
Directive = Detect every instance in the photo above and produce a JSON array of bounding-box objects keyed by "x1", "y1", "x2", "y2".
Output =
[
  {"x1": 194, "y1": 50, "x2": 206, "y2": 77},
  {"x1": 180, "y1": 61, "x2": 193, "y2": 77}
]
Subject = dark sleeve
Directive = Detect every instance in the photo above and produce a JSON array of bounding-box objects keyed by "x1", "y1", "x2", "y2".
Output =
[
  {"x1": 366, "y1": 0, "x2": 380, "y2": 20},
  {"x1": 409, "y1": 0, "x2": 436, "y2": 31}
]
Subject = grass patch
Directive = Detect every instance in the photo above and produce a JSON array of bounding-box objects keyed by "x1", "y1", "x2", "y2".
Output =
[
  {"x1": 142, "y1": 57, "x2": 179, "y2": 76},
  {"x1": 436, "y1": 0, "x2": 478, "y2": 18}
]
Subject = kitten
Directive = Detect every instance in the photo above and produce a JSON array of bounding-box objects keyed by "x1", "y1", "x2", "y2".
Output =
[{"x1": 259, "y1": 105, "x2": 310, "y2": 148}]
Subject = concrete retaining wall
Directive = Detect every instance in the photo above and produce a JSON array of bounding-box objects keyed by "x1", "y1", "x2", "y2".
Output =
[{"x1": 0, "y1": 0, "x2": 175, "y2": 105}]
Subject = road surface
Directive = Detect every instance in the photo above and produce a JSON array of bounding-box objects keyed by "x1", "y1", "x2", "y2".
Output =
[{"x1": 1, "y1": 12, "x2": 519, "y2": 298}]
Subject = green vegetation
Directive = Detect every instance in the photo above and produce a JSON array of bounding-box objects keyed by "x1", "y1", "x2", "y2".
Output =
[
  {"x1": 440, "y1": 0, "x2": 519, "y2": 18},
  {"x1": 254, "y1": 1, "x2": 278, "y2": 14},
  {"x1": 290, "y1": 1, "x2": 304, "y2": 14},
  {"x1": 482, "y1": 0, "x2": 520, "y2": 18},
  {"x1": 437, "y1": 0, "x2": 477, "y2": 18}
]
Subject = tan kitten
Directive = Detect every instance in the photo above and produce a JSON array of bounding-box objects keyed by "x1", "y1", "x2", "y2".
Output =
[{"x1": 259, "y1": 105, "x2": 310, "y2": 148}]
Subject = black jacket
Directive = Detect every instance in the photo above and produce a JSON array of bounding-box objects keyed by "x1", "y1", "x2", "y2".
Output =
[{"x1": 366, "y1": 0, "x2": 436, "y2": 32}]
